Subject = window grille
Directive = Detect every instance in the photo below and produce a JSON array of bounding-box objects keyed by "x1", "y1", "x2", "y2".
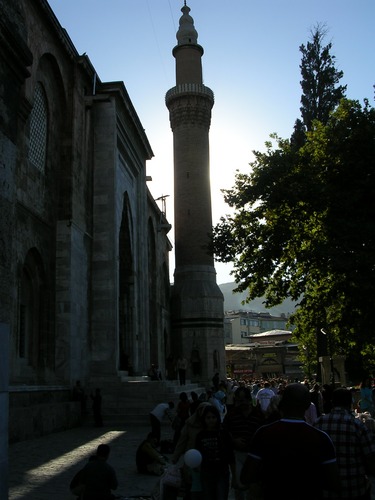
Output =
[{"x1": 29, "y1": 82, "x2": 48, "y2": 172}]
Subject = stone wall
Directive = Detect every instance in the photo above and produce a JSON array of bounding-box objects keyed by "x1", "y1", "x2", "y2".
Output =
[
  {"x1": 0, "y1": 324, "x2": 9, "y2": 498},
  {"x1": 8, "y1": 387, "x2": 81, "y2": 443}
]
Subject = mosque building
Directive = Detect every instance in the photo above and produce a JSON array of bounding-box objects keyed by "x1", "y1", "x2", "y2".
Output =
[
  {"x1": 1, "y1": 0, "x2": 171, "y2": 441},
  {"x1": 0, "y1": 3, "x2": 225, "y2": 492}
]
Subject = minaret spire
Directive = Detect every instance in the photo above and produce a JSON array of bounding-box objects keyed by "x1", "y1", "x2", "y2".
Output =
[
  {"x1": 176, "y1": 2, "x2": 198, "y2": 46},
  {"x1": 166, "y1": 6, "x2": 225, "y2": 385}
]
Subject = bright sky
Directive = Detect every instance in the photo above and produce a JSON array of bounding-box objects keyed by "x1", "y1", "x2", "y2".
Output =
[{"x1": 47, "y1": 0, "x2": 375, "y2": 284}]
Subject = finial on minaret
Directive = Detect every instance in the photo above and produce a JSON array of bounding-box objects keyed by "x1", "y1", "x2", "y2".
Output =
[{"x1": 176, "y1": 1, "x2": 198, "y2": 45}]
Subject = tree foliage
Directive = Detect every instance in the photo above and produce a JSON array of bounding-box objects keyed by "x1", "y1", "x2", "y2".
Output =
[
  {"x1": 299, "y1": 25, "x2": 347, "y2": 131},
  {"x1": 213, "y1": 53, "x2": 375, "y2": 378}
]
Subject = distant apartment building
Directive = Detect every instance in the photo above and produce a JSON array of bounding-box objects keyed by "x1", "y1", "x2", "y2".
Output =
[
  {"x1": 224, "y1": 311, "x2": 302, "y2": 379},
  {"x1": 224, "y1": 310, "x2": 292, "y2": 345},
  {"x1": 224, "y1": 311, "x2": 346, "y2": 383}
]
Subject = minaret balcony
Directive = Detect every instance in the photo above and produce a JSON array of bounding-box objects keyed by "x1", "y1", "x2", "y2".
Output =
[{"x1": 165, "y1": 83, "x2": 214, "y2": 106}]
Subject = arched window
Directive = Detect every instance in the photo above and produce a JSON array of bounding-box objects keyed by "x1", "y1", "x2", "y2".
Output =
[{"x1": 28, "y1": 82, "x2": 48, "y2": 172}]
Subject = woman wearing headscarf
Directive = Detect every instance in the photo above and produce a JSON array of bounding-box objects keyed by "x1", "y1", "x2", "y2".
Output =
[
  {"x1": 171, "y1": 402, "x2": 212, "y2": 499},
  {"x1": 209, "y1": 390, "x2": 227, "y2": 422}
]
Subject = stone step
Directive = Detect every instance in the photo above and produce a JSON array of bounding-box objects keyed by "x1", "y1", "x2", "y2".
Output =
[
  {"x1": 97, "y1": 378, "x2": 207, "y2": 425},
  {"x1": 119, "y1": 378, "x2": 204, "y2": 392}
]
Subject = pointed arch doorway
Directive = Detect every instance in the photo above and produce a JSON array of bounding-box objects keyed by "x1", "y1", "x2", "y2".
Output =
[{"x1": 118, "y1": 195, "x2": 135, "y2": 373}]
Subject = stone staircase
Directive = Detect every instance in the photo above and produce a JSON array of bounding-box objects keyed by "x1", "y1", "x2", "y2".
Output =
[{"x1": 96, "y1": 376, "x2": 207, "y2": 427}]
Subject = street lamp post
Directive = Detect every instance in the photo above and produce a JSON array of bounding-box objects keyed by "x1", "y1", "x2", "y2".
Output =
[
  {"x1": 302, "y1": 344, "x2": 312, "y2": 380},
  {"x1": 321, "y1": 328, "x2": 335, "y2": 387},
  {"x1": 316, "y1": 327, "x2": 325, "y2": 384}
]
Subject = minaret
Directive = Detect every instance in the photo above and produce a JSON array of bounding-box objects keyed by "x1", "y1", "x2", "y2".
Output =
[{"x1": 166, "y1": 3, "x2": 225, "y2": 384}]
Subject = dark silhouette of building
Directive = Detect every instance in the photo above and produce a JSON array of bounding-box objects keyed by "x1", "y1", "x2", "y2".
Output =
[
  {"x1": 166, "y1": 3, "x2": 225, "y2": 385},
  {"x1": 0, "y1": 0, "x2": 171, "y2": 449}
]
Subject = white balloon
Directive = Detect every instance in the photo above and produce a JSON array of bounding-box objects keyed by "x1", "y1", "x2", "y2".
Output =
[{"x1": 184, "y1": 449, "x2": 202, "y2": 468}]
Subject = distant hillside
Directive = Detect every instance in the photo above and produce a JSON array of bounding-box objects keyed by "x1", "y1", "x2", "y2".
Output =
[{"x1": 219, "y1": 282, "x2": 298, "y2": 316}]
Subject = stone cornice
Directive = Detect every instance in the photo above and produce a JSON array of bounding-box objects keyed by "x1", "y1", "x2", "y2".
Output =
[
  {"x1": 99, "y1": 81, "x2": 154, "y2": 160},
  {"x1": 35, "y1": 0, "x2": 78, "y2": 61}
]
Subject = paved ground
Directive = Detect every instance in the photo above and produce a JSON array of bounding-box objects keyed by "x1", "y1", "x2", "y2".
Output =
[
  {"x1": 8, "y1": 421, "x2": 238, "y2": 500},
  {"x1": 8, "y1": 423, "x2": 164, "y2": 500},
  {"x1": 9, "y1": 422, "x2": 375, "y2": 500}
]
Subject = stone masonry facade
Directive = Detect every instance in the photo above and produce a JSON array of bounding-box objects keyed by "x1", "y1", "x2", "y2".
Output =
[{"x1": 0, "y1": 0, "x2": 172, "y2": 451}]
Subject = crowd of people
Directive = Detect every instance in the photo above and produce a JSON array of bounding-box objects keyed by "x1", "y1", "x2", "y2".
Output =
[
  {"x1": 143, "y1": 375, "x2": 375, "y2": 500},
  {"x1": 69, "y1": 374, "x2": 375, "y2": 499}
]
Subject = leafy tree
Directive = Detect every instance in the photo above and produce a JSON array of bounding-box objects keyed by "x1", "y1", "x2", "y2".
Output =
[
  {"x1": 212, "y1": 27, "x2": 375, "y2": 381},
  {"x1": 213, "y1": 99, "x2": 375, "y2": 379},
  {"x1": 299, "y1": 25, "x2": 347, "y2": 130},
  {"x1": 291, "y1": 25, "x2": 346, "y2": 148}
]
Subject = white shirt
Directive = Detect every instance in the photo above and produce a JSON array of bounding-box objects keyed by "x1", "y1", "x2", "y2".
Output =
[
  {"x1": 256, "y1": 387, "x2": 275, "y2": 413},
  {"x1": 211, "y1": 396, "x2": 227, "y2": 422},
  {"x1": 304, "y1": 402, "x2": 318, "y2": 425},
  {"x1": 150, "y1": 403, "x2": 172, "y2": 422}
]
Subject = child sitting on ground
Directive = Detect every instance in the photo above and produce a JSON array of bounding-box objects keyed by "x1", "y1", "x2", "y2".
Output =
[{"x1": 136, "y1": 432, "x2": 168, "y2": 475}]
